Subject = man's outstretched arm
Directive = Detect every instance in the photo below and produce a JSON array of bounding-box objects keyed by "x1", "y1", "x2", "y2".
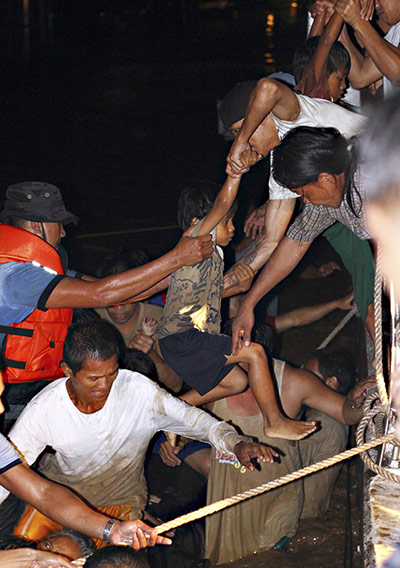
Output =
[
  {"x1": 0, "y1": 464, "x2": 171, "y2": 549},
  {"x1": 231, "y1": 236, "x2": 313, "y2": 354},
  {"x1": 45, "y1": 234, "x2": 213, "y2": 309}
]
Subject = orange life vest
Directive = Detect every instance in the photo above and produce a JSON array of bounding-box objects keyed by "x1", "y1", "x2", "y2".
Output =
[{"x1": 0, "y1": 224, "x2": 72, "y2": 383}]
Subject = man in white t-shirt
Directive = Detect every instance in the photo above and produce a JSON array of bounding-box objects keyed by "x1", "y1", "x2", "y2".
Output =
[
  {"x1": 335, "y1": 0, "x2": 400, "y2": 98},
  {"x1": 0, "y1": 319, "x2": 275, "y2": 544}
]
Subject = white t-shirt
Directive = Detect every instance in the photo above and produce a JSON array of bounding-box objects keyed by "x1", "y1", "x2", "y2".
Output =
[
  {"x1": 0, "y1": 434, "x2": 21, "y2": 475},
  {"x1": 384, "y1": 22, "x2": 400, "y2": 98},
  {"x1": 269, "y1": 93, "x2": 367, "y2": 199},
  {"x1": 0, "y1": 370, "x2": 246, "y2": 512}
]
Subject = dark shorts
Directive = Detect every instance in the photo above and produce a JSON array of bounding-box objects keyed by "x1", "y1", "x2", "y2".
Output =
[
  {"x1": 152, "y1": 432, "x2": 210, "y2": 460},
  {"x1": 159, "y1": 328, "x2": 235, "y2": 395}
]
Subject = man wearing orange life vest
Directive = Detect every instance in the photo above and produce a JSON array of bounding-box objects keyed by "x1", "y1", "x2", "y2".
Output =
[{"x1": 0, "y1": 181, "x2": 213, "y2": 420}]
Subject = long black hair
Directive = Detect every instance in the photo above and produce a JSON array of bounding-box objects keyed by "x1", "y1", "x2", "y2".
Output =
[{"x1": 272, "y1": 126, "x2": 361, "y2": 216}]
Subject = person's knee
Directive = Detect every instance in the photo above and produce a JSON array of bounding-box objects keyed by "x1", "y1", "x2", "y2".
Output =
[
  {"x1": 241, "y1": 341, "x2": 266, "y2": 365},
  {"x1": 220, "y1": 368, "x2": 248, "y2": 394}
]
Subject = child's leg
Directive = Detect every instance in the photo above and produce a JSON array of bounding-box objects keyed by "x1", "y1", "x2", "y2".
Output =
[
  {"x1": 226, "y1": 342, "x2": 316, "y2": 440},
  {"x1": 180, "y1": 365, "x2": 248, "y2": 407}
]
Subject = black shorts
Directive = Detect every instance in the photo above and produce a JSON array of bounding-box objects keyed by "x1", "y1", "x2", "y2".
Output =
[{"x1": 159, "y1": 328, "x2": 235, "y2": 395}]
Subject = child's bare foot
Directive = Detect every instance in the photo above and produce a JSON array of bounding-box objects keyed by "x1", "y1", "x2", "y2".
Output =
[{"x1": 264, "y1": 417, "x2": 317, "y2": 441}]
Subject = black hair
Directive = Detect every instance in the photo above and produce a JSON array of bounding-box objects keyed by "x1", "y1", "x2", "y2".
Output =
[
  {"x1": 44, "y1": 529, "x2": 95, "y2": 559},
  {"x1": 84, "y1": 545, "x2": 148, "y2": 568},
  {"x1": 311, "y1": 347, "x2": 355, "y2": 394},
  {"x1": 63, "y1": 320, "x2": 125, "y2": 374},
  {"x1": 0, "y1": 535, "x2": 36, "y2": 550},
  {"x1": 96, "y1": 249, "x2": 149, "y2": 278},
  {"x1": 272, "y1": 126, "x2": 361, "y2": 217},
  {"x1": 177, "y1": 183, "x2": 219, "y2": 232},
  {"x1": 360, "y1": 95, "x2": 400, "y2": 203},
  {"x1": 293, "y1": 36, "x2": 350, "y2": 84},
  {"x1": 124, "y1": 348, "x2": 159, "y2": 382}
]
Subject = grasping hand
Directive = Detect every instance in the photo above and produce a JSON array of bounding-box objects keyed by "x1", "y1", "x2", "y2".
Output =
[
  {"x1": 244, "y1": 203, "x2": 267, "y2": 240},
  {"x1": 141, "y1": 317, "x2": 158, "y2": 337},
  {"x1": 128, "y1": 331, "x2": 154, "y2": 353},
  {"x1": 226, "y1": 139, "x2": 252, "y2": 177},
  {"x1": 111, "y1": 519, "x2": 172, "y2": 549},
  {"x1": 232, "y1": 264, "x2": 255, "y2": 293},
  {"x1": 335, "y1": 0, "x2": 363, "y2": 27},
  {"x1": 158, "y1": 438, "x2": 185, "y2": 467},
  {"x1": 347, "y1": 376, "x2": 377, "y2": 407},
  {"x1": 233, "y1": 441, "x2": 279, "y2": 471},
  {"x1": 360, "y1": 0, "x2": 374, "y2": 20},
  {"x1": 174, "y1": 234, "x2": 213, "y2": 266}
]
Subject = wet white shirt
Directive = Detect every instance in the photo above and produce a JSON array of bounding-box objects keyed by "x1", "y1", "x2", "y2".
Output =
[
  {"x1": 0, "y1": 370, "x2": 246, "y2": 511},
  {"x1": 269, "y1": 93, "x2": 367, "y2": 200}
]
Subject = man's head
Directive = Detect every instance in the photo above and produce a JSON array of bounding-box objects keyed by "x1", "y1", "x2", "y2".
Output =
[
  {"x1": 375, "y1": 0, "x2": 400, "y2": 25},
  {"x1": 96, "y1": 250, "x2": 148, "y2": 325},
  {"x1": 304, "y1": 347, "x2": 355, "y2": 394},
  {"x1": 62, "y1": 320, "x2": 124, "y2": 406},
  {"x1": 84, "y1": 545, "x2": 148, "y2": 568},
  {"x1": 218, "y1": 80, "x2": 280, "y2": 159},
  {"x1": 39, "y1": 529, "x2": 95, "y2": 562},
  {"x1": 293, "y1": 36, "x2": 350, "y2": 101},
  {"x1": 0, "y1": 182, "x2": 78, "y2": 249}
]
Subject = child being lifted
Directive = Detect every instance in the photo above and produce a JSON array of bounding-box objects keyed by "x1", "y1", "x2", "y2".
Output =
[{"x1": 158, "y1": 175, "x2": 316, "y2": 440}]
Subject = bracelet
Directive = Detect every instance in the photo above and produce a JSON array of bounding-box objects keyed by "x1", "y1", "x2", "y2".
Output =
[
  {"x1": 103, "y1": 518, "x2": 119, "y2": 543},
  {"x1": 345, "y1": 395, "x2": 363, "y2": 409}
]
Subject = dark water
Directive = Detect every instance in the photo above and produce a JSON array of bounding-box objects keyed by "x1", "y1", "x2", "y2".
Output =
[{"x1": 1, "y1": 0, "x2": 306, "y2": 272}]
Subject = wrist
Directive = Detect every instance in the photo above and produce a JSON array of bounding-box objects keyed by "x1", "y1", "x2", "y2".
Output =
[
  {"x1": 345, "y1": 394, "x2": 363, "y2": 409},
  {"x1": 103, "y1": 518, "x2": 120, "y2": 543}
]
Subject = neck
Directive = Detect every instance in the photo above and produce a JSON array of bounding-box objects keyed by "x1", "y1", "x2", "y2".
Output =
[{"x1": 66, "y1": 379, "x2": 107, "y2": 414}]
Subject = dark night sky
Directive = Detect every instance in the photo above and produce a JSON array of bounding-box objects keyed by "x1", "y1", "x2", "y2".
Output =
[{"x1": 1, "y1": 1, "x2": 307, "y2": 271}]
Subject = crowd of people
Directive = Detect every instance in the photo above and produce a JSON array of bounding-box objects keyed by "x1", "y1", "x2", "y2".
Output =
[{"x1": 0, "y1": 0, "x2": 400, "y2": 566}]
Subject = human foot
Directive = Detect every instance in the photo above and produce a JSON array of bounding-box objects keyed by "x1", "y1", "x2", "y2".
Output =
[{"x1": 264, "y1": 417, "x2": 317, "y2": 440}]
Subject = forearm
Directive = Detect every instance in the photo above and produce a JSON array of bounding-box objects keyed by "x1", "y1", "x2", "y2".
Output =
[
  {"x1": 352, "y1": 20, "x2": 400, "y2": 84},
  {"x1": 275, "y1": 299, "x2": 339, "y2": 333},
  {"x1": 1, "y1": 466, "x2": 108, "y2": 540},
  {"x1": 241, "y1": 236, "x2": 313, "y2": 311},
  {"x1": 126, "y1": 276, "x2": 170, "y2": 302},
  {"x1": 339, "y1": 26, "x2": 369, "y2": 86},
  {"x1": 47, "y1": 250, "x2": 184, "y2": 308}
]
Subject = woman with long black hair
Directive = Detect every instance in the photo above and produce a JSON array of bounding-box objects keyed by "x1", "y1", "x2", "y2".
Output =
[{"x1": 232, "y1": 125, "x2": 373, "y2": 353}]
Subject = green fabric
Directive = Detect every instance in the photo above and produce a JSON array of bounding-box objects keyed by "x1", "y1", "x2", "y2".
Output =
[{"x1": 323, "y1": 223, "x2": 374, "y2": 321}]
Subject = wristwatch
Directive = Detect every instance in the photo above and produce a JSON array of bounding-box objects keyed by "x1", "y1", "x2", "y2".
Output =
[{"x1": 103, "y1": 518, "x2": 119, "y2": 543}]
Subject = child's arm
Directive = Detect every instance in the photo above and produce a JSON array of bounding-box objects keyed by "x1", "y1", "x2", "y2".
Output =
[
  {"x1": 226, "y1": 79, "x2": 300, "y2": 176},
  {"x1": 195, "y1": 175, "x2": 242, "y2": 236},
  {"x1": 296, "y1": 10, "x2": 345, "y2": 96}
]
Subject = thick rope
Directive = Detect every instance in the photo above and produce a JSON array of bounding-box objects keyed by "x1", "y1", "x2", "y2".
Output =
[
  {"x1": 70, "y1": 433, "x2": 395, "y2": 565},
  {"x1": 152, "y1": 433, "x2": 394, "y2": 535},
  {"x1": 317, "y1": 305, "x2": 357, "y2": 350}
]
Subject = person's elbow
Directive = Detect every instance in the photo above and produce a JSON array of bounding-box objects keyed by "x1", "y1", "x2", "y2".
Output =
[{"x1": 255, "y1": 78, "x2": 281, "y2": 105}]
